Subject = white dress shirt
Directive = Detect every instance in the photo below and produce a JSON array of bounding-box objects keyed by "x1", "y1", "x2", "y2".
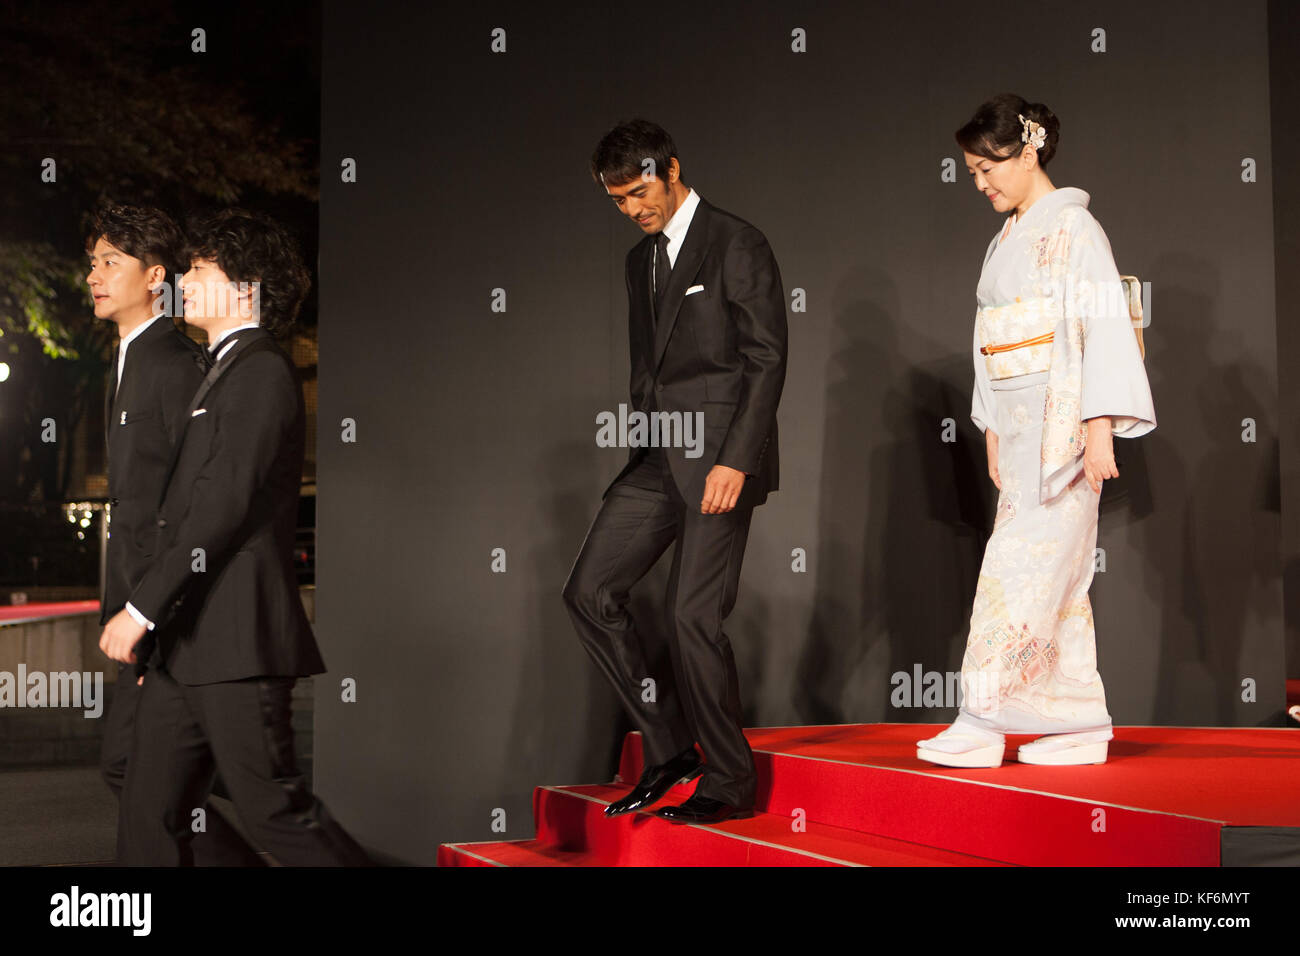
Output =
[{"x1": 653, "y1": 187, "x2": 701, "y2": 290}]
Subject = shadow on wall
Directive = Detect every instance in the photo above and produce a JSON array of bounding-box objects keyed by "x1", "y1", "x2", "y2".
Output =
[
  {"x1": 795, "y1": 268, "x2": 993, "y2": 727},
  {"x1": 1140, "y1": 254, "x2": 1285, "y2": 726},
  {"x1": 509, "y1": 436, "x2": 642, "y2": 812}
]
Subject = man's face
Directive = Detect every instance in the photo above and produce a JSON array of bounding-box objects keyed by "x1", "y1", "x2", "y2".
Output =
[
  {"x1": 179, "y1": 256, "x2": 255, "y2": 331},
  {"x1": 604, "y1": 165, "x2": 678, "y2": 233},
  {"x1": 86, "y1": 237, "x2": 157, "y2": 322}
]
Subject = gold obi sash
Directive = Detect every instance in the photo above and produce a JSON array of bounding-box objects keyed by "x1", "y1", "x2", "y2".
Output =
[{"x1": 977, "y1": 296, "x2": 1056, "y2": 380}]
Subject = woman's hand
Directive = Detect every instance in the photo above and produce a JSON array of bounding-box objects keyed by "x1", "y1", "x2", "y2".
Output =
[
  {"x1": 1083, "y1": 416, "x2": 1118, "y2": 492},
  {"x1": 986, "y1": 428, "x2": 1001, "y2": 490}
]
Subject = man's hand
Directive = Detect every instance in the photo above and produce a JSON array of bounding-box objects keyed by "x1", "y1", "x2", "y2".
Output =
[
  {"x1": 1083, "y1": 416, "x2": 1117, "y2": 493},
  {"x1": 701, "y1": 464, "x2": 746, "y2": 514},
  {"x1": 99, "y1": 609, "x2": 147, "y2": 665},
  {"x1": 986, "y1": 429, "x2": 1001, "y2": 491}
]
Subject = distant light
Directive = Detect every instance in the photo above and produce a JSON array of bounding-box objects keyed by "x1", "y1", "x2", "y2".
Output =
[{"x1": 0, "y1": 363, "x2": 8, "y2": 383}]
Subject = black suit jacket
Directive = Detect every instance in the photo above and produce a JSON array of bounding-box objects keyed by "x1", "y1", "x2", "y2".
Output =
[
  {"x1": 101, "y1": 317, "x2": 208, "y2": 627},
  {"x1": 128, "y1": 328, "x2": 324, "y2": 685},
  {"x1": 604, "y1": 196, "x2": 787, "y2": 509}
]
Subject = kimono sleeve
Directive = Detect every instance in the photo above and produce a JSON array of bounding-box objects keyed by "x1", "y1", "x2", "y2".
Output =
[
  {"x1": 970, "y1": 317, "x2": 996, "y2": 434},
  {"x1": 1071, "y1": 214, "x2": 1156, "y2": 438}
]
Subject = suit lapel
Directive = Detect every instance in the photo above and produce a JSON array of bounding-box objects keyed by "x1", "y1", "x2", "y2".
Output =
[
  {"x1": 111, "y1": 318, "x2": 177, "y2": 413},
  {"x1": 158, "y1": 327, "x2": 270, "y2": 508},
  {"x1": 651, "y1": 198, "x2": 709, "y2": 374},
  {"x1": 188, "y1": 328, "x2": 268, "y2": 418},
  {"x1": 638, "y1": 239, "x2": 656, "y2": 364},
  {"x1": 105, "y1": 343, "x2": 119, "y2": 449},
  {"x1": 106, "y1": 317, "x2": 171, "y2": 447}
]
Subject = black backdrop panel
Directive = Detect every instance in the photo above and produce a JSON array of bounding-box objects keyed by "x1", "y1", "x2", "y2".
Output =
[{"x1": 317, "y1": 0, "x2": 1282, "y2": 860}]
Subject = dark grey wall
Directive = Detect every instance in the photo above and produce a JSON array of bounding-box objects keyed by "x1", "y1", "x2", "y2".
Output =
[
  {"x1": 1271, "y1": 0, "x2": 1300, "y2": 681},
  {"x1": 315, "y1": 0, "x2": 1284, "y2": 861}
]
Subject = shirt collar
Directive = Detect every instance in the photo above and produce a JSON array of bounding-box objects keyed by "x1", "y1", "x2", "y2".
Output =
[
  {"x1": 211, "y1": 321, "x2": 262, "y2": 352},
  {"x1": 661, "y1": 187, "x2": 700, "y2": 246}
]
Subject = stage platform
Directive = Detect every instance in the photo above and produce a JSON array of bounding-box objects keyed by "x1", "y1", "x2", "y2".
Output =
[{"x1": 439, "y1": 723, "x2": 1300, "y2": 867}]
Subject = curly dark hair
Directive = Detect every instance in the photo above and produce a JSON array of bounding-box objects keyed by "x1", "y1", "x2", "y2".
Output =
[
  {"x1": 590, "y1": 118, "x2": 684, "y2": 188},
  {"x1": 184, "y1": 208, "x2": 310, "y2": 336},
  {"x1": 955, "y1": 93, "x2": 1061, "y2": 168},
  {"x1": 85, "y1": 202, "x2": 185, "y2": 280}
]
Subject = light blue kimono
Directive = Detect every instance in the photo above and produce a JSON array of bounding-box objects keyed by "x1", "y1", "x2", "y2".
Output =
[{"x1": 960, "y1": 187, "x2": 1156, "y2": 734}]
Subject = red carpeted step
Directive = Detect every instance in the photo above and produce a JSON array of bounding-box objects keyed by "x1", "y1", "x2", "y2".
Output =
[
  {"x1": 439, "y1": 784, "x2": 1011, "y2": 866},
  {"x1": 617, "y1": 727, "x2": 1228, "y2": 866},
  {"x1": 439, "y1": 724, "x2": 1298, "y2": 867},
  {"x1": 437, "y1": 841, "x2": 589, "y2": 867}
]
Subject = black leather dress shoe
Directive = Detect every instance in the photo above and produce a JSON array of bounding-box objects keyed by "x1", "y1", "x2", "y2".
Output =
[
  {"x1": 656, "y1": 795, "x2": 754, "y2": 824},
  {"x1": 604, "y1": 748, "x2": 703, "y2": 817}
]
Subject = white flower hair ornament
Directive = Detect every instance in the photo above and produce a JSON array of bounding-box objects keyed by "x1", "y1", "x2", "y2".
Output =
[{"x1": 1019, "y1": 113, "x2": 1047, "y2": 151}]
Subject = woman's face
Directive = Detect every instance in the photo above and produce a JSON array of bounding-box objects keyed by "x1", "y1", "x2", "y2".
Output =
[{"x1": 964, "y1": 147, "x2": 1031, "y2": 215}]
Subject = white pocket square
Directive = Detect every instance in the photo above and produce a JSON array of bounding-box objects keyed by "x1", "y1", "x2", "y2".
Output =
[
  {"x1": 191, "y1": 408, "x2": 207, "y2": 417},
  {"x1": 685, "y1": 284, "x2": 705, "y2": 296}
]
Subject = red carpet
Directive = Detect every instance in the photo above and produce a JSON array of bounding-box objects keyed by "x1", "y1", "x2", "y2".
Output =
[
  {"x1": 439, "y1": 723, "x2": 1300, "y2": 867},
  {"x1": 0, "y1": 600, "x2": 99, "y2": 624}
]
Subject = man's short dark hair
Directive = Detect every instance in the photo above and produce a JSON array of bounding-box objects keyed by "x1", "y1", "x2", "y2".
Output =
[
  {"x1": 185, "y1": 208, "x2": 310, "y2": 337},
  {"x1": 86, "y1": 202, "x2": 185, "y2": 280},
  {"x1": 590, "y1": 119, "x2": 684, "y2": 188}
]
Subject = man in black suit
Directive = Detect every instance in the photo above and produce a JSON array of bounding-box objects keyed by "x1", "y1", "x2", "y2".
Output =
[
  {"x1": 98, "y1": 208, "x2": 370, "y2": 865},
  {"x1": 563, "y1": 120, "x2": 787, "y2": 824},
  {"x1": 89, "y1": 202, "x2": 262, "y2": 866}
]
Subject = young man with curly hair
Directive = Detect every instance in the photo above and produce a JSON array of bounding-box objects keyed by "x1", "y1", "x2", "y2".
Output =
[
  {"x1": 99, "y1": 208, "x2": 371, "y2": 865},
  {"x1": 89, "y1": 201, "x2": 267, "y2": 866}
]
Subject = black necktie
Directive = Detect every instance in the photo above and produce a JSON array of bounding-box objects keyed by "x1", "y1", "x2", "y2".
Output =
[{"x1": 654, "y1": 232, "x2": 672, "y2": 320}]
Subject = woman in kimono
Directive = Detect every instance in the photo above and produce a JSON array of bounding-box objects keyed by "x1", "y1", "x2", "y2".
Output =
[{"x1": 917, "y1": 94, "x2": 1155, "y2": 768}]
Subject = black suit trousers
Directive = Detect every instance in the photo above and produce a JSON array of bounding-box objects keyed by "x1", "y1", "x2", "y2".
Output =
[
  {"x1": 101, "y1": 668, "x2": 264, "y2": 865},
  {"x1": 562, "y1": 447, "x2": 758, "y2": 807},
  {"x1": 118, "y1": 668, "x2": 372, "y2": 866}
]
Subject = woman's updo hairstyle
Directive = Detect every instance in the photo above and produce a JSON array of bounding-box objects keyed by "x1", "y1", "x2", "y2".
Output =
[{"x1": 955, "y1": 93, "x2": 1061, "y2": 168}]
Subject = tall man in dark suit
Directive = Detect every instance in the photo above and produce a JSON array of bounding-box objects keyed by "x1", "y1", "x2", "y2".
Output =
[
  {"x1": 98, "y1": 208, "x2": 370, "y2": 865},
  {"x1": 563, "y1": 120, "x2": 787, "y2": 824},
  {"x1": 89, "y1": 202, "x2": 262, "y2": 866}
]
